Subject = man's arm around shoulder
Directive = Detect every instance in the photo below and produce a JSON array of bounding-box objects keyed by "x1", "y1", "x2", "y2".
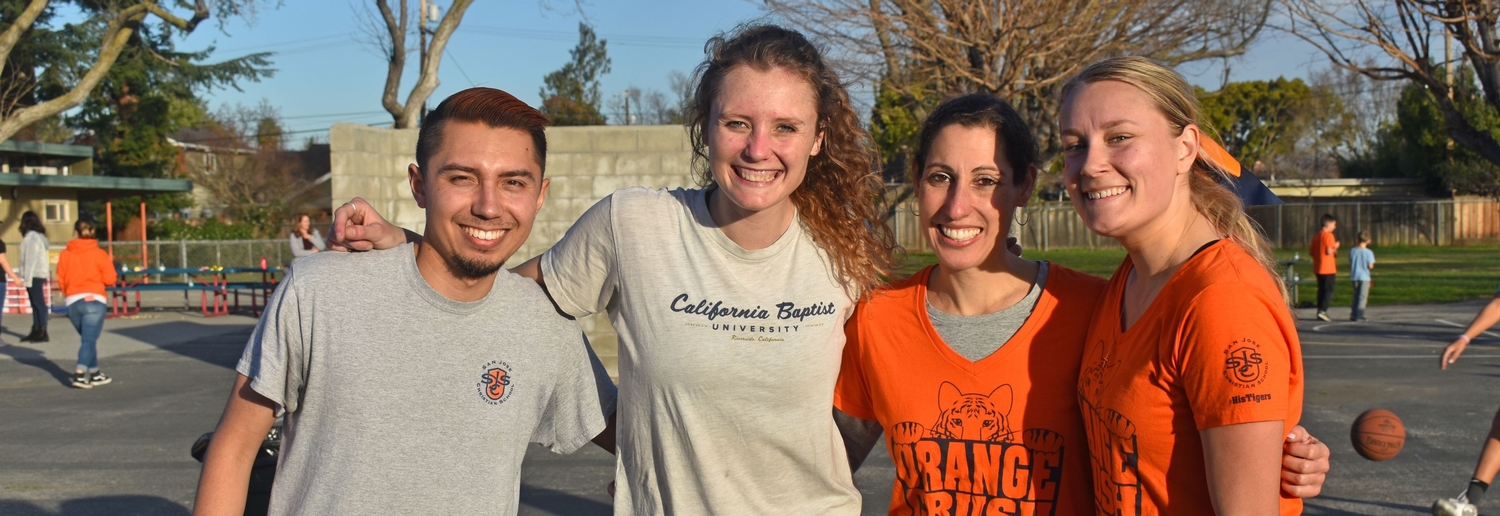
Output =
[{"x1": 193, "y1": 374, "x2": 277, "y2": 516}]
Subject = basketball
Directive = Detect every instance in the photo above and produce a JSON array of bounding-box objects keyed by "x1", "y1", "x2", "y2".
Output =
[{"x1": 1350, "y1": 408, "x2": 1405, "y2": 461}]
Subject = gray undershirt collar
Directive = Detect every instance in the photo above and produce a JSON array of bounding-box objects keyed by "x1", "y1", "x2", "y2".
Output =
[{"x1": 926, "y1": 261, "x2": 1050, "y2": 362}]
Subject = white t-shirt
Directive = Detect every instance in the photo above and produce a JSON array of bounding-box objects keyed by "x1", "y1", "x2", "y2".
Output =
[{"x1": 542, "y1": 187, "x2": 861, "y2": 515}]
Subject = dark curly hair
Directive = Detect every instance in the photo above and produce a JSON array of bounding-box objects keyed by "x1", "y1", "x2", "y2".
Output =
[
  {"x1": 686, "y1": 24, "x2": 897, "y2": 297},
  {"x1": 19, "y1": 211, "x2": 44, "y2": 236}
]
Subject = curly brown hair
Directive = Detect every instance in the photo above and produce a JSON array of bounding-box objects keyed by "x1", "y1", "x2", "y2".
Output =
[{"x1": 686, "y1": 24, "x2": 897, "y2": 297}]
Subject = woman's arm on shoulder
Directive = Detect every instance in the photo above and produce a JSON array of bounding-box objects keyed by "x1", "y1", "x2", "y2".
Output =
[
  {"x1": 327, "y1": 198, "x2": 420, "y2": 251},
  {"x1": 510, "y1": 255, "x2": 544, "y2": 288}
]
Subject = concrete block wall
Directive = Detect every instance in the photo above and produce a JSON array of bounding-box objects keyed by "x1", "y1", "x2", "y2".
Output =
[{"x1": 330, "y1": 123, "x2": 698, "y2": 377}]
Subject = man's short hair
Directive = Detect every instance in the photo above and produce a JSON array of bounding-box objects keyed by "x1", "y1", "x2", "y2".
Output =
[
  {"x1": 1320, "y1": 213, "x2": 1337, "y2": 225},
  {"x1": 416, "y1": 88, "x2": 550, "y2": 175},
  {"x1": 1358, "y1": 231, "x2": 1371, "y2": 244}
]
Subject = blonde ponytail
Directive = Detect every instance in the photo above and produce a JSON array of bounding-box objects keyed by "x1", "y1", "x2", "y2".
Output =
[{"x1": 1188, "y1": 169, "x2": 1289, "y2": 303}]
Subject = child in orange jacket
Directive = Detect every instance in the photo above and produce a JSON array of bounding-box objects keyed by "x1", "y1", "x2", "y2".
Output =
[{"x1": 57, "y1": 220, "x2": 117, "y2": 388}]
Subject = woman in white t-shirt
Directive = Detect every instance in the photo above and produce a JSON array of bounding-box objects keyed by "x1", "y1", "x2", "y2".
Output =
[{"x1": 331, "y1": 24, "x2": 894, "y2": 515}]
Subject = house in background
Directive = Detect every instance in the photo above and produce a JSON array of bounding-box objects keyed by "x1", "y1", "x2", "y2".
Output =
[
  {"x1": 0, "y1": 140, "x2": 191, "y2": 244},
  {"x1": 169, "y1": 133, "x2": 331, "y2": 221}
]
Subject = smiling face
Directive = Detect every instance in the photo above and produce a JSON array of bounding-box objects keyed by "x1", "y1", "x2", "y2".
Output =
[
  {"x1": 409, "y1": 121, "x2": 547, "y2": 279},
  {"x1": 705, "y1": 65, "x2": 823, "y2": 220},
  {"x1": 295, "y1": 214, "x2": 311, "y2": 233},
  {"x1": 1060, "y1": 80, "x2": 1200, "y2": 241},
  {"x1": 918, "y1": 124, "x2": 1035, "y2": 273}
]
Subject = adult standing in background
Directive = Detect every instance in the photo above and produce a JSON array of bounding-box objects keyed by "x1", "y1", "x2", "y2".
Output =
[
  {"x1": 57, "y1": 220, "x2": 117, "y2": 388},
  {"x1": 1311, "y1": 213, "x2": 1339, "y2": 321},
  {"x1": 0, "y1": 220, "x2": 24, "y2": 343},
  {"x1": 19, "y1": 211, "x2": 50, "y2": 343},
  {"x1": 288, "y1": 214, "x2": 325, "y2": 263}
]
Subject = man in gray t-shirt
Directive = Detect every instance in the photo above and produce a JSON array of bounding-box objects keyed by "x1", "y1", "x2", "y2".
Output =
[{"x1": 193, "y1": 88, "x2": 616, "y2": 516}]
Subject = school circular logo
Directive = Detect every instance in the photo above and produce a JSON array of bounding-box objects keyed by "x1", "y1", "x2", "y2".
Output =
[
  {"x1": 477, "y1": 361, "x2": 513, "y2": 405},
  {"x1": 1223, "y1": 339, "x2": 1266, "y2": 388}
]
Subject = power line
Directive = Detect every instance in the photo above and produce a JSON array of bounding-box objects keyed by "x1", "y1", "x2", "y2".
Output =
[
  {"x1": 445, "y1": 49, "x2": 476, "y2": 87},
  {"x1": 215, "y1": 33, "x2": 355, "y2": 55},
  {"x1": 280, "y1": 110, "x2": 390, "y2": 120},
  {"x1": 462, "y1": 25, "x2": 703, "y2": 49}
]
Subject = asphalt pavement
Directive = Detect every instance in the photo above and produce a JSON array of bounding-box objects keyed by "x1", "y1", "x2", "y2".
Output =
[{"x1": 1, "y1": 298, "x2": 1498, "y2": 515}]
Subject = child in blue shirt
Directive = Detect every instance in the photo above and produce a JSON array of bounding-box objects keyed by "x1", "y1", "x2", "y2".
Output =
[{"x1": 1349, "y1": 231, "x2": 1375, "y2": 321}]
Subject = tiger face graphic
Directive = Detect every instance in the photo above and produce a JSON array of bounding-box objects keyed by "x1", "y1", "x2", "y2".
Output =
[{"x1": 929, "y1": 382, "x2": 1015, "y2": 442}]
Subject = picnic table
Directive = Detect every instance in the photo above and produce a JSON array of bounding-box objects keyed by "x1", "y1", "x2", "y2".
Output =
[{"x1": 109, "y1": 266, "x2": 283, "y2": 318}]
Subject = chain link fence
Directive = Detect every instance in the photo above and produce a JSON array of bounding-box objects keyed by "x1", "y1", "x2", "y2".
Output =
[
  {"x1": 7, "y1": 239, "x2": 295, "y2": 280},
  {"x1": 96, "y1": 239, "x2": 292, "y2": 270},
  {"x1": 891, "y1": 198, "x2": 1500, "y2": 252}
]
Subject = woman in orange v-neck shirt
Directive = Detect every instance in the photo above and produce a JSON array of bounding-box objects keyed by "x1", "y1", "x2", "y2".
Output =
[{"x1": 1063, "y1": 57, "x2": 1303, "y2": 515}]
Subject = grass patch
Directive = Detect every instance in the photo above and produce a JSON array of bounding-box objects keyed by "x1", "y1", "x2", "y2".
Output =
[
  {"x1": 1277, "y1": 245, "x2": 1500, "y2": 307},
  {"x1": 898, "y1": 245, "x2": 1500, "y2": 306}
]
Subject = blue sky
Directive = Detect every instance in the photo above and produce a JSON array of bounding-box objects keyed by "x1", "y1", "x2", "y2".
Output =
[{"x1": 162, "y1": 1, "x2": 1332, "y2": 142}]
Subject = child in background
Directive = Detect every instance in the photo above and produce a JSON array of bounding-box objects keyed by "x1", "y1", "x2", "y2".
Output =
[
  {"x1": 1349, "y1": 231, "x2": 1374, "y2": 322},
  {"x1": 1312, "y1": 213, "x2": 1340, "y2": 321}
]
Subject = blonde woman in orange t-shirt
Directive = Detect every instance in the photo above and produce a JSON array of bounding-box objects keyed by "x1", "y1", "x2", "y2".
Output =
[
  {"x1": 835, "y1": 92, "x2": 1324, "y2": 516},
  {"x1": 1061, "y1": 56, "x2": 1304, "y2": 514}
]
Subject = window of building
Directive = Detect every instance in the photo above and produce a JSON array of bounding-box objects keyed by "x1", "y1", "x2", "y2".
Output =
[{"x1": 43, "y1": 202, "x2": 69, "y2": 223}]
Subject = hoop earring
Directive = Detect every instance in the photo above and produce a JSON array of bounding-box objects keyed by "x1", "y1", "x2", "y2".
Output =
[{"x1": 1015, "y1": 208, "x2": 1030, "y2": 227}]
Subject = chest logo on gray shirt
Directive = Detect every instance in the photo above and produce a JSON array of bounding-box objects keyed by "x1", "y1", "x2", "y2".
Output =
[{"x1": 477, "y1": 360, "x2": 514, "y2": 405}]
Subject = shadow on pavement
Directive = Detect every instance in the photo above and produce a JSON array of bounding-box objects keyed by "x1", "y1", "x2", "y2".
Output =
[
  {"x1": 0, "y1": 343, "x2": 72, "y2": 386},
  {"x1": 519, "y1": 484, "x2": 610, "y2": 515},
  {"x1": 107, "y1": 320, "x2": 251, "y2": 370},
  {"x1": 0, "y1": 495, "x2": 190, "y2": 516},
  {"x1": 1304, "y1": 495, "x2": 1430, "y2": 515}
]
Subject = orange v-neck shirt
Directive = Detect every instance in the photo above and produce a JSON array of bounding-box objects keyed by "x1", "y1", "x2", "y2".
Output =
[
  {"x1": 835, "y1": 264, "x2": 1107, "y2": 516},
  {"x1": 1078, "y1": 240, "x2": 1304, "y2": 515}
]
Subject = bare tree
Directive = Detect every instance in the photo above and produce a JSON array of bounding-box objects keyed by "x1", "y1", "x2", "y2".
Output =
[
  {"x1": 357, "y1": 0, "x2": 475, "y2": 129},
  {"x1": 185, "y1": 101, "x2": 310, "y2": 236},
  {"x1": 1280, "y1": 0, "x2": 1500, "y2": 173},
  {"x1": 0, "y1": 0, "x2": 264, "y2": 142},
  {"x1": 764, "y1": 0, "x2": 1273, "y2": 162},
  {"x1": 1307, "y1": 62, "x2": 1399, "y2": 161}
]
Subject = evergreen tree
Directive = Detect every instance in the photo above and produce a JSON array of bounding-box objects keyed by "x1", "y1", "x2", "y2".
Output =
[{"x1": 540, "y1": 23, "x2": 610, "y2": 126}]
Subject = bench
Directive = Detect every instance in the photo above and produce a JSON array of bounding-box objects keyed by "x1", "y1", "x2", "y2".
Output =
[{"x1": 108, "y1": 283, "x2": 229, "y2": 318}]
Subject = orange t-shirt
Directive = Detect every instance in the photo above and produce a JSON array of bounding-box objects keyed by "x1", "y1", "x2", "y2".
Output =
[
  {"x1": 835, "y1": 264, "x2": 1107, "y2": 516},
  {"x1": 1311, "y1": 230, "x2": 1337, "y2": 275},
  {"x1": 1077, "y1": 240, "x2": 1304, "y2": 516}
]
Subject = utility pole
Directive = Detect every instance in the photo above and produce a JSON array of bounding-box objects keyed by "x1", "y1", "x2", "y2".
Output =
[
  {"x1": 418, "y1": 0, "x2": 440, "y2": 125},
  {"x1": 1446, "y1": 30, "x2": 1455, "y2": 150}
]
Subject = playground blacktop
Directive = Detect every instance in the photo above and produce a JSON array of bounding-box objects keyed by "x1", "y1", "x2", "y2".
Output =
[{"x1": 2, "y1": 296, "x2": 1499, "y2": 515}]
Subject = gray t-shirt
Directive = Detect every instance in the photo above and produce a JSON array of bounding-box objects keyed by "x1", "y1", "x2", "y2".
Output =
[
  {"x1": 237, "y1": 243, "x2": 616, "y2": 516},
  {"x1": 927, "y1": 261, "x2": 1049, "y2": 361},
  {"x1": 541, "y1": 187, "x2": 861, "y2": 516}
]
